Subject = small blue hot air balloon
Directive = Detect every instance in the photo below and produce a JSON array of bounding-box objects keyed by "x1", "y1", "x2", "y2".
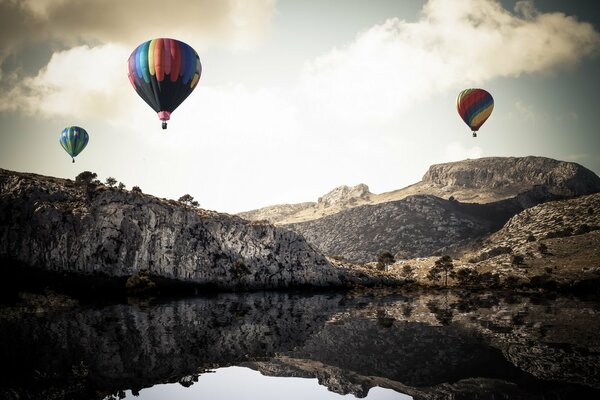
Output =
[{"x1": 59, "y1": 126, "x2": 89, "y2": 163}]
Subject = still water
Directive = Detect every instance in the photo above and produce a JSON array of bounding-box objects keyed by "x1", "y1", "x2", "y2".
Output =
[{"x1": 1, "y1": 289, "x2": 599, "y2": 399}]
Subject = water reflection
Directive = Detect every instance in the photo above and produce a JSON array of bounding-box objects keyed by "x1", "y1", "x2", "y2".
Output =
[
  {"x1": 0, "y1": 290, "x2": 599, "y2": 399},
  {"x1": 120, "y1": 366, "x2": 411, "y2": 400}
]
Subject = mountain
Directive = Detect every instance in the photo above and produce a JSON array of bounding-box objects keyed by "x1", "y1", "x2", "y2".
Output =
[
  {"x1": 243, "y1": 156, "x2": 600, "y2": 263},
  {"x1": 0, "y1": 169, "x2": 351, "y2": 291},
  {"x1": 238, "y1": 156, "x2": 600, "y2": 225}
]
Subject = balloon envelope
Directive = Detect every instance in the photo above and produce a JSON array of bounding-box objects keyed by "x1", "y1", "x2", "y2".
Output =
[
  {"x1": 127, "y1": 38, "x2": 202, "y2": 128},
  {"x1": 60, "y1": 126, "x2": 89, "y2": 162},
  {"x1": 456, "y1": 88, "x2": 494, "y2": 133}
]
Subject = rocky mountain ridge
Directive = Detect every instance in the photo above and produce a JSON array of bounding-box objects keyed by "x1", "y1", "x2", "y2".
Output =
[
  {"x1": 0, "y1": 169, "x2": 354, "y2": 290},
  {"x1": 238, "y1": 156, "x2": 600, "y2": 225}
]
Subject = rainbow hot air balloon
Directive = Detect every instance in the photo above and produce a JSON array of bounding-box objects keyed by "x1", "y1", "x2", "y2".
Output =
[
  {"x1": 127, "y1": 38, "x2": 202, "y2": 130},
  {"x1": 456, "y1": 88, "x2": 494, "y2": 137},
  {"x1": 59, "y1": 126, "x2": 89, "y2": 163}
]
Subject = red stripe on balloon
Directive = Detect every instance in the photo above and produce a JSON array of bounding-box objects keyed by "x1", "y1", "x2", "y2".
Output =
[
  {"x1": 163, "y1": 39, "x2": 172, "y2": 76},
  {"x1": 171, "y1": 42, "x2": 181, "y2": 82}
]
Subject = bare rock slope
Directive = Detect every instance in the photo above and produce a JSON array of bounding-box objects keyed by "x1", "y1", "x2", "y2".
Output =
[{"x1": 0, "y1": 169, "x2": 346, "y2": 290}]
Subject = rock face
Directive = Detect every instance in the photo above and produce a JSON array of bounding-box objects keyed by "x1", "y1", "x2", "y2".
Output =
[
  {"x1": 0, "y1": 169, "x2": 343, "y2": 290},
  {"x1": 422, "y1": 156, "x2": 600, "y2": 195}
]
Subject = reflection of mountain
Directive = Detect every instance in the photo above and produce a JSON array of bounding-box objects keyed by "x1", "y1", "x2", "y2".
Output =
[{"x1": 1, "y1": 291, "x2": 599, "y2": 399}]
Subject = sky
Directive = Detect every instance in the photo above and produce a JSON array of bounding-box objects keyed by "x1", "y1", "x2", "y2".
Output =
[{"x1": 1, "y1": 0, "x2": 599, "y2": 213}]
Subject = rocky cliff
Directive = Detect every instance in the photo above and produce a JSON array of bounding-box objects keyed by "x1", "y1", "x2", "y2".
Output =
[
  {"x1": 0, "y1": 169, "x2": 346, "y2": 290},
  {"x1": 238, "y1": 156, "x2": 600, "y2": 225}
]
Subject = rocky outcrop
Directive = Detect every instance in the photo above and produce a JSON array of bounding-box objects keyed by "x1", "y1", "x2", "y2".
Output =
[
  {"x1": 422, "y1": 156, "x2": 600, "y2": 196},
  {"x1": 0, "y1": 169, "x2": 345, "y2": 290},
  {"x1": 238, "y1": 156, "x2": 600, "y2": 224},
  {"x1": 238, "y1": 183, "x2": 372, "y2": 225}
]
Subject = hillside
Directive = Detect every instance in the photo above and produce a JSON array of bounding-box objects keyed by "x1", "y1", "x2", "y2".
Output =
[
  {"x1": 238, "y1": 156, "x2": 600, "y2": 225},
  {"x1": 0, "y1": 169, "x2": 349, "y2": 291},
  {"x1": 384, "y1": 193, "x2": 600, "y2": 291}
]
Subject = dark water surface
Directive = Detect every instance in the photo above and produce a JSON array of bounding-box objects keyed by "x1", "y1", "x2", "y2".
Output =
[{"x1": 1, "y1": 290, "x2": 599, "y2": 399}]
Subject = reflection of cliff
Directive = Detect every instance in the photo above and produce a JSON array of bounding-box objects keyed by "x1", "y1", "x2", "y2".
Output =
[
  {"x1": 0, "y1": 292, "x2": 341, "y2": 399},
  {"x1": 1, "y1": 291, "x2": 599, "y2": 399}
]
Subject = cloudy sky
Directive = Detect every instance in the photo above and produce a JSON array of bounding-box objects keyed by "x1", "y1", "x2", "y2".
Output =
[{"x1": 1, "y1": 0, "x2": 599, "y2": 213}]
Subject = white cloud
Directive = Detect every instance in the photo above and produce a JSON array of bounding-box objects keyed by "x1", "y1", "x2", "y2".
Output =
[
  {"x1": 3, "y1": 0, "x2": 275, "y2": 50},
  {"x1": 298, "y1": 0, "x2": 600, "y2": 122}
]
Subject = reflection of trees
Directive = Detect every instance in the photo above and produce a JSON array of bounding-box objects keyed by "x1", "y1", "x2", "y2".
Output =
[{"x1": 426, "y1": 298, "x2": 454, "y2": 325}]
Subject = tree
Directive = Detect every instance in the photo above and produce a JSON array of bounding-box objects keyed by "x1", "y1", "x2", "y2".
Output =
[
  {"x1": 131, "y1": 186, "x2": 142, "y2": 193},
  {"x1": 178, "y1": 194, "x2": 199, "y2": 208},
  {"x1": 105, "y1": 177, "x2": 117, "y2": 187},
  {"x1": 434, "y1": 255, "x2": 454, "y2": 287},
  {"x1": 75, "y1": 171, "x2": 97, "y2": 185},
  {"x1": 426, "y1": 264, "x2": 442, "y2": 284},
  {"x1": 377, "y1": 251, "x2": 395, "y2": 268},
  {"x1": 118, "y1": 182, "x2": 126, "y2": 190}
]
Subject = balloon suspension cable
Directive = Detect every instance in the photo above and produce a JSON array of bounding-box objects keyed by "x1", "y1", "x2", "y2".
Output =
[{"x1": 472, "y1": 131, "x2": 477, "y2": 138}]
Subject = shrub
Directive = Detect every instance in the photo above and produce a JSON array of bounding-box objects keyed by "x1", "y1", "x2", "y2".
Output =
[
  {"x1": 126, "y1": 270, "x2": 156, "y2": 295},
  {"x1": 118, "y1": 182, "x2": 126, "y2": 190},
  {"x1": 401, "y1": 264, "x2": 415, "y2": 280},
  {"x1": 538, "y1": 242, "x2": 549, "y2": 255},
  {"x1": 452, "y1": 268, "x2": 479, "y2": 286},
  {"x1": 544, "y1": 227, "x2": 573, "y2": 239},
  {"x1": 131, "y1": 186, "x2": 142, "y2": 194},
  {"x1": 574, "y1": 224, "x2": 591, "y2": 235},
  {"x1": 376, "y1": 251, "x2": 395, "y2": 268},
  {"x1": 526, "y1": 233, "x2": 536, "y2": 242},
  {"x1": 511, "y1": 254, "x2": 525, "y2": 266}
]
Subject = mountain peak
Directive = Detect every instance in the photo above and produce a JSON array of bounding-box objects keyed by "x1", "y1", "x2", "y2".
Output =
[{"x1": 317, "y1": 183, "x2": 371, "y2": 207}]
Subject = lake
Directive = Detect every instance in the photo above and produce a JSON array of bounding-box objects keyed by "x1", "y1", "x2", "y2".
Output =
[{"x1": 1, "y1": 289, "x2": 599, "y2": 399}]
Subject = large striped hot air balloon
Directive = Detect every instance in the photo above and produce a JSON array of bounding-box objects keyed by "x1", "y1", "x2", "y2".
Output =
[
  {"x1": 59, "y1": 126, "x2": 89, "y2": 163},
  {"x1": 127, "y1": 38, "x2": 202, "y2": 129},
  {"x1": 456, "y1": 89, "x2": 494, "y2": 137}
]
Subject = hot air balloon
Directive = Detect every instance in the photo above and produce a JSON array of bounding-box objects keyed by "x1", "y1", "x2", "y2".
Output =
[
  {"x1": 127, "y1": 38, "x2": 202, "y2": 129},
  {"x1": 456, "y1": 89, "x2": 494, "y2": 137},
  {"x1": 59, "y1": 126, "x2": 89, "y2": 163}
]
